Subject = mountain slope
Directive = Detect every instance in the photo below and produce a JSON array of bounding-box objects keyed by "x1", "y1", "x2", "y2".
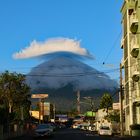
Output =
[
  {"x1": 26, "y1": 57, "x2": 118, "y2": 91},
  {"x1": 26, "y1": 57, "x2": 118, "y2": 111}
]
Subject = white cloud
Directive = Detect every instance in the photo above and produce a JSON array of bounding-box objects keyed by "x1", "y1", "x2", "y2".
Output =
[{"x1": 13, "y1": 37, "x2": 91, "y2": 59}]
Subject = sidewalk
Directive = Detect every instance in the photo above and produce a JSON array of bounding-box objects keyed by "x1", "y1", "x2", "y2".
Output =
[
  {"x1": 114, "y1": 135, "x2": 140, "y2": 140},
  {"x1": 0, "y1": 130, "x2": 28, "y2": 140}
]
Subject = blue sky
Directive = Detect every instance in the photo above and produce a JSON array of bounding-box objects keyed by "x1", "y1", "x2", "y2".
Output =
[{"x1": 0, "y1": 0, "x2": 123, "y2": 81}]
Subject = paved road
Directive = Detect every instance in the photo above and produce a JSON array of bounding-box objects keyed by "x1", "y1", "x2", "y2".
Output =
[{"x1": 7, "y1": 128, "x2": 140, "y2": 140}]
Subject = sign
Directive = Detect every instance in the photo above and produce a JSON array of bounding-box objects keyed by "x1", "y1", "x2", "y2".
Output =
[
  {"x1": 31, "y1": 94, "x2": 48, "y2": 99},
  {"x1": 113, "y1": 103, "x2": 120, "y2": 110},
  {"x1": 43, "y1": 102, "x2": 50, "y2": 115},
  {"x1": 30, "y1": 111, "x2": 39, "y2": 119}
]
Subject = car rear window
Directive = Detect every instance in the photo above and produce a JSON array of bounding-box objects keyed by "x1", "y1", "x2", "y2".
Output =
[
  {"x1": 37, "y1": 124, "x2": 50, "y2": 129},
  {"x1": 100, "y1": 126, "x2": 110, "y2": 130}
]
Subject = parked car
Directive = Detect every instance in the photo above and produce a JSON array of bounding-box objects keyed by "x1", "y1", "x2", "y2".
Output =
[
  {"x1": 98, "y1": 126, "x2": 112, "y2": 136},
  {"x1": 47, "y1": 122, "x2": 57, "y2": 131},
  {"x1": 72, "y1": 122, "x2": 82, "y2": 129},
  {"x1": 88, "y1": 124, "x2": 96, "y2": 131},
  {"x1": 33, "y1": 123, "x2": 53, "y2": 138}
]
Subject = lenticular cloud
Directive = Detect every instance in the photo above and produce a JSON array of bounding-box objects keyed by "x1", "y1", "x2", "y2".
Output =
[{"x1": 13, "y1": 38, "x2": 91, "y2": 59}]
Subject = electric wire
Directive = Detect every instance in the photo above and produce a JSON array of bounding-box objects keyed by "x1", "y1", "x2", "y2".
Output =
[
  {"x1": 102, "y1": 30, "x2": 122, "y2": 65},
  {"x1": 23, "y1": 62, "x2": 139, "y2": 77}
]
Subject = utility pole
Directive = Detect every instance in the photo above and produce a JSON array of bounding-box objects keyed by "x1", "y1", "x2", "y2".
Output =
[
  {"x1": 39, "y1": 99, "x2": 41, "y2": 124},
  {"x1": 53, "y1": 104, "x2": 55, "y2": 123},
  {"x1": 90, "y1": 97, "x2": 94, "y2": 128},
  {"x1": 120, "y1": 63, "x2": 124, "y2": 136},
  {"x1": 41, "y1": 99, "x2": 44, "y2": 123},
  {"x1": 83, "y1": 96, "x2": 94, "y2": 128},
  {"x1": 77, "y1": 90, "x2": 80, "y2": 114}
]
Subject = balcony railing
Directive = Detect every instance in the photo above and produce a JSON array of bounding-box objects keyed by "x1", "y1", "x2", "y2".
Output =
[
  {"x1": 130, "y1": 35, "x2": 139, "y2": 58},
  {"x1": 131, "y1": 64, "x2": 140, "y2": 82},
  {"x1": 130, "y1": 13, "x2": 139, "y2": 34},
  {"x1": 131, "y1": 44, "x2": 139, "y2": 58},
  {"x1": 132, "y1": 89, "x2": 140, "y2": 104}
]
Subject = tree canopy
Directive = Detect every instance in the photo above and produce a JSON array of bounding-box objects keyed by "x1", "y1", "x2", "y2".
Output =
[
  {"x1": 99, "y1": 93, "x2": 113, "y2": 110},
  {"x1": 0, "y1": 71, "x2": 31, "y2": 124}
]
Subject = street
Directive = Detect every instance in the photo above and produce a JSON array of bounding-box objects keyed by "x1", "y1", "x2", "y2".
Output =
[{"x1": 7, "y1": 128, "x2": 139, "y2": 140}]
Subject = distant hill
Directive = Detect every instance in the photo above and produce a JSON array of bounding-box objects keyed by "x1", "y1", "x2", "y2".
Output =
[{"x1": 26, "y1": 56, "x2": 118, "y2": 112}]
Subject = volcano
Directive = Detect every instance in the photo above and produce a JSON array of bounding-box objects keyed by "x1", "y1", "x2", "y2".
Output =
[{"x1": 26, "y1": 56, "x2": 118, "y2": 111}]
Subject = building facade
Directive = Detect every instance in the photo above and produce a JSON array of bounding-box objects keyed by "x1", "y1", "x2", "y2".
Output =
[{"x1": 121, "y1": 0, "x2": 140, "y2": 134}]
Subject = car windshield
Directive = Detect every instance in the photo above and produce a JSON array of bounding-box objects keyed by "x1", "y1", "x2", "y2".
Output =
[
  {"x1": 37, "y1": 124, "x2": 50, "y2": 129},
  {"x1": 100, "y1": 126, "x2": 110, "y2": 130}
]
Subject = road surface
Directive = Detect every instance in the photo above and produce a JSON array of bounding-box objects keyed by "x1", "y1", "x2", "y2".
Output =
[{"x1": 7, "y1": 128, "x2": 139, "y2": 140}]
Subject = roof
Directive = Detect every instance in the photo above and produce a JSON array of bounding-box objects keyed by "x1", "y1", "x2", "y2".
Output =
[{"x1": 84, "y1": 111, "x2": 96, "y2": 117}]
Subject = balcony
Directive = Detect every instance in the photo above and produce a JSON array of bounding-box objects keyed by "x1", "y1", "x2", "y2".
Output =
[
  {"x1": 133, "y1": 93, "x2": 140, "y2": 105},
  {"x1": 131, "y1": 44, "x2": 139, "y2": 58},
  {"x1": 132, "y1": 71, "x2": 140, "y2": 82},
  {"x1": 134, "y1": 97, "x2": 140, "y2": 105},
  {"x1": 130, "y1": 13, "x2": 139, "y2": 34}
]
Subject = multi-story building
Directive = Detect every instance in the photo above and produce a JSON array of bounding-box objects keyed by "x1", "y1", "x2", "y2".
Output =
[{"x1": 121, "y1": 0, "x2": 140, "y2": 134}]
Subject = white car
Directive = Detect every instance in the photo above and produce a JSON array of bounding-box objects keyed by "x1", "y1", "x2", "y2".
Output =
[
  {"x1": 33, "y1": 123, "x2": 53, "y2": 138},
  {"x1": 72, "y1": 122, "x2": 81, "y2": 129},
  {"x1": 98, "y1": 126, "x2": 112, "y2": 136}
]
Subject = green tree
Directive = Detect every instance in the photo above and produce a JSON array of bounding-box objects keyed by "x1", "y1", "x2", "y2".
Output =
[
  {"x1": 105, "y1": 110, "x2": 120, "y2": 122},
  {"x1": 0, "y1": 71, "x2": 31, "y2": 123},
  {"x1": 99, "y1": 93, "x2": 113, "y2": 114}
]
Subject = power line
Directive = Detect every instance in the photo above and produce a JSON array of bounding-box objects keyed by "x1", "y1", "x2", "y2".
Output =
[
  {"x1": 25, "y1": 68, "x2": 120, "y2": 77},
  {"x1": 1, "y1": 60, "x2": 140, "y2": 79},
  {"x1": 23, "y1": 62, "x2": 140, "y2": 77},
  {"x1": 102, "y1": 30, "x2": 122, "y2": 65}
]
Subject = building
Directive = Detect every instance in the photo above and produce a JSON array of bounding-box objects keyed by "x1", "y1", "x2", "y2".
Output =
[
  {"x1": 121, "y1": 0, "x2": 140, "y2": 134},
  {"x1": 30, "y1": 102, "x2": 54, "y2": 122}
]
